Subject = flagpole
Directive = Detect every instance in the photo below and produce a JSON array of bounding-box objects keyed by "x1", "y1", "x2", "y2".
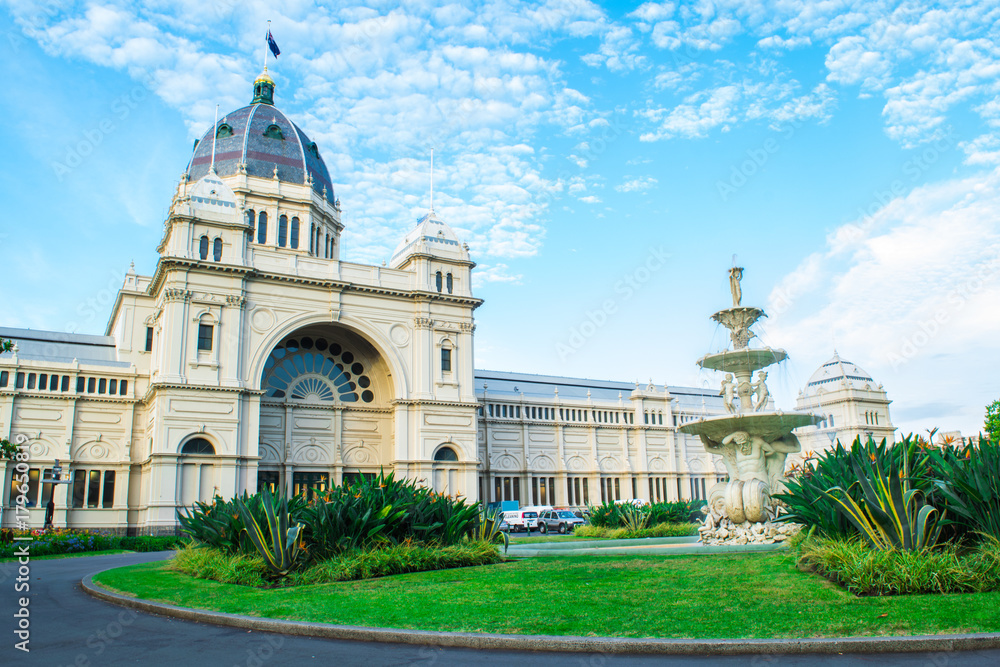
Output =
[
  {"x1": 263, "y1": 20, "x2": 271, "y2": 69},
  {"x1": 430, "y1": 148, "x2": 434, "y2": 213},
  {"x1": 210, "y1": 104, "x2": 219, "y2": 172}
]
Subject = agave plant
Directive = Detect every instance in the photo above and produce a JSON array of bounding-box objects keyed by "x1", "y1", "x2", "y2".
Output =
[
  {"x1": 234, "y1": 487, "x2": 305, "y2": 576},
  {"x1": 824, "y1": 441, "x2": 943, "y2": 552},
  {"x1": 472, "y1": 506, "x2": 509, "y2": 553},
  {"x1": 619, "y1": 503, "x2": 651, "y2": 532}
]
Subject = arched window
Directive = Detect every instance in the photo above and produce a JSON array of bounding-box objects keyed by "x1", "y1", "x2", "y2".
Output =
[
  {"x1": 246, "y1": 209, "x2": 255, "y2": 238},
  {"x1": 315, "y1": 228, "x2": 321, "y2": 256},
  {"x1": 290, "y1": 217, "x2": 300, "y2": 249},
  {"x1": 325, "y1": 233, "x2": 330, "y2": 258},
  {"x1": 434, "y1": 446, "x2": 458, "y2": 462},
  {"x1": 213, "y1": 237, "x2": 223, "y2": 261},
  {"x1": 257, "y1": 211, "x2": 268, "y2": 244},
  {"x1": 216, "y1": 123, "x2": 233, "y2": 139},
  {"x1": 199, "y1": 235, "x2": 209, "y2": 260},
  {"x1": 309, "y1": 223, "x2": 315, "y2": 254},
  {"x1": 263, "y1": 124, "x2": 284, "y2": 140},
  {"x1": 278, "y1": 215, "x2": 288, "y2": 247},
  {"x1": 181, "y1": 438, "x2": 215, "y2": 455},
  {"x1": 435, "y1": 271, "x2": 443, "y2": 292},
  {"x1": 446, "y1": 272, "x2": 453, "y2": 294}
]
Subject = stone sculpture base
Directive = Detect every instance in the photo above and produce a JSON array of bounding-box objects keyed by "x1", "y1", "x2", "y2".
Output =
[{"x1": 698, "y1": 508, "x2": 801, "y2": 546}]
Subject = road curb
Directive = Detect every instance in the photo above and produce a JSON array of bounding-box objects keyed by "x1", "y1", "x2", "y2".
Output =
[{"x1": 82, "y1": 574, "x2": 1000, "y2": 656}]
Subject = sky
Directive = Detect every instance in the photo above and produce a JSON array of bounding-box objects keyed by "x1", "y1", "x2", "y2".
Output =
[{"x1": 1, "y1": 0, "x2": 998, "y2": 438}]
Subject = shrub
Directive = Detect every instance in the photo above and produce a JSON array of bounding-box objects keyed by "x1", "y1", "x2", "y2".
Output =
[
  {"x1": 178, "y1": 492, "x2": 309, "y2": 555},
  {"x1": 572, "y1": 522, "x2": 698, "y2": 539},
  {"x1": 587, "y1": 500, "x2": 702, "y2": 529},
  {"x1": 927, "y1": 440, "x2": 1000, "y2": 540},
  {"x1": 795, "y1": 534, "x2": 1000, "y2": 595},
  {"x1": 0, "y1": 531, "x2": 183, "y2": 559},
  {"x1": 170, "y1": 541, "x2": 502, "y2": 587}
]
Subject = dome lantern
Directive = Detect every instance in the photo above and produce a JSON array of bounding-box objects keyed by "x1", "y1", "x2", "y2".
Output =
[{"x1": 252, "y1": 67, "x2": 275, "y2": 105}]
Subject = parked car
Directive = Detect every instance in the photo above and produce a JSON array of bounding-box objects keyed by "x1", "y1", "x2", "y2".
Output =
[
  {"x1": 537, "y1": 509, "x2": 586, "y2": 534},
  {"x1": 501, "y1": 509, "x2": 540, "y2": 532}
]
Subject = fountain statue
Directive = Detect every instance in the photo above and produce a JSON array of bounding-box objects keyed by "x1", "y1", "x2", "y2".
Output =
[{"x1": 679, "y1": 266, "x2": 821, "y2": 544}]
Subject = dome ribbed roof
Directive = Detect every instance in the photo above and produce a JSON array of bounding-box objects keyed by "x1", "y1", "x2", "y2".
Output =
[
  {"x1": 389, "y1": 211, "x2": 467, "y2": 266},
  {"x1": 804, "y1": 352, "x2": 877, "y2": 394},
  {"x1": 186, "y1": 103, "x2": 335, "y2": 205}
]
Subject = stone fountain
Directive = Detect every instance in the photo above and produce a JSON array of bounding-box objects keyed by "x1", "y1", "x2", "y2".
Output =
[{"x1": 679, "y1": 266, "x2": 821, "y2": 545}]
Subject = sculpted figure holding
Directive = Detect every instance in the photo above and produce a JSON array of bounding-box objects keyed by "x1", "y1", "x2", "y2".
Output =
[
  {"x1": 729, "y1": 266, "x2": 744, "y2": 307},
  {"x1": 752, "y1": 371, "x2": 769, "y2": 411},
  {"x1": 721, "y1": 374, "x2": 736, "y2": 414}
]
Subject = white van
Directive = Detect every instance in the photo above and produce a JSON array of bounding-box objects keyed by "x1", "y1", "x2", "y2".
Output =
[{"x1": 501, "y1": 509, "x2": 540, "y2": 532}]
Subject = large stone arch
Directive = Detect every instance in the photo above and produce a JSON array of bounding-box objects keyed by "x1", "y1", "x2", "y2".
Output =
[{"x1": 247, "y1": 312, "x2": 409, "y2": 399}]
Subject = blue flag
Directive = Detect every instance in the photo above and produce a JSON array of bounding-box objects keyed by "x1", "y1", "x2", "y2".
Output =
[{"x1": 267, "y1": 30, "x2": 280, "y2": 58}]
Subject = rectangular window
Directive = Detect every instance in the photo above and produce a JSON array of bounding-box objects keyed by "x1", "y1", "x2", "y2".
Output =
[
  {"x1": 582, "y1": 478, "x2": 589, "y2": 505},
  {"x1": 102, "y1": 471, "x2": 115, "y2": 508},
  {"x1": 145, "y1": 326, "x2": 154, "y2": 352},
  {"x1": 0, "y1": 371, "x2": 7, "y2": 387},
  {"x1": 87, "y1": 470, "x2": 101, "y2": 508},
  {"x1": 72, "y1": 471, "x2": 87, "y2": 508},
  {"x1": 40, "y1": 469, "x2": 53, "y2": 507},
  {"x1": 494, "y1": 476, "x2": 502, "y2": 502},
  {"x1": 109, "y1": 379, "x2": 117, "y2": 394},
  {"x1": 632, "y1": 477, "x2": 638, "y2": 499},
  {"x1": 197, "y1": 324, "x2": 213, "y2": 351},
  {"x1": 15, "y1": 372, "x2": 24, "y2": 389},
  {"x1": 26, "y1": 373, "x2": 36, "y2": 390},
  {"x1": 61, "y1": 375, "x2": 69, "y2": 392},
  {"x1": 87, "y1": 377, "x2": 96, "y2": 393},
  {"x1": 98, "y1": 378, "x2": 107, "y2": 394},
  {"x1": 49, "y1": 374, "x2": 59, "y2": 391},
  {"x1": 257, "y1": 470, "x2": 280, "y2": 494},
  {"x1": 8, "y1": 468, "x2": 40, "y2": 507},
  {"x1": 39, "y1": 374, "x2": 47, "y2": 390},
  {"x1": 532, "y1": 477, "x2": 538, "y2": 505},
  {"x1": 614, "y1": 477, "x2": 621, "y2": 501},
  {"x1": 292, "y1": 471, "x2": 329, "y2": 498},
  {"x1": 119, "y1": 380, "x2": 128, "y2": 395},
  {"x1": 513, "y1": 477, "x2": 520, "y2": 502},
  {"x1": 649, "y1": 478, "x2": 654, "y2": 501},
  {"x1": 76, "y1": 377, "x2": 85, "y2": 392},
  {"x1": 441, "y1": 348, "x2": 452, "y2": 372},
  {"x1": 503, "y1": 476, "x2": 511, "y2": 501},
  {"x1": 539, "y1": 477, "x2": 547, "y2": 505}
]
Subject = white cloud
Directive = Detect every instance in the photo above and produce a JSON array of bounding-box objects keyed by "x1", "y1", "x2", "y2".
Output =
[
  {"x1": 579, "y1": 195, "x2": 602, "y2": 204},
  {"x1": 767, "y1": 168, "x2": 1000, "y2": 435},
  {"x1": 615, "y1": 176, "x2": 658, "y2": 193},
  {"x1": 472, "y1": 263, "x2": 522, "y2": 287}
]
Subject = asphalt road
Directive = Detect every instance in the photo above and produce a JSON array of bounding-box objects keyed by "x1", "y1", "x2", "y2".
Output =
[{"x1": 0, "y1": 552, "x2": 997, "y2": 666}]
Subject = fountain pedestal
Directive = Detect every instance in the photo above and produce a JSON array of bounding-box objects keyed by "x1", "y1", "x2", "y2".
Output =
[{"x1": 679, "y1": 267, "x2": 821, "y2": 535}]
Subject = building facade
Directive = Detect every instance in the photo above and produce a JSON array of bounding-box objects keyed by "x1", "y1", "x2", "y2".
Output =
[{"x1": 0, "y1": 73, "x2": 891, "y2": 533}]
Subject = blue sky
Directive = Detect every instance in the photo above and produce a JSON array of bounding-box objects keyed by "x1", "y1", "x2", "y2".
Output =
[{"x1": 2, "y1": 1, "x2": 998, "y2": 437}]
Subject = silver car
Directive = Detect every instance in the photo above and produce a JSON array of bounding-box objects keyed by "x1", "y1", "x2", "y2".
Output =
[{"x1": 537, "y1": 509, "x2": 585, "y2": 534}]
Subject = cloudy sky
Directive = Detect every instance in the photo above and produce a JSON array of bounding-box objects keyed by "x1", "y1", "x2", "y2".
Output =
[{"x1": 2, "y1": 0, "x2": 998, "y2": 437}]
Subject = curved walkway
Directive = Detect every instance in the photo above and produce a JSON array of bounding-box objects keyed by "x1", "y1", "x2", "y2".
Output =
[{"x1": 3, "y1": 551, "x2": 999, "y2": 666}]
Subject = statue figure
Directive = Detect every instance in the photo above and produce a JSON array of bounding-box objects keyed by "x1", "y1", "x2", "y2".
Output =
[
  {"x1": 762, "y1": 437, "x2": 801, "y2": 494},
  {"x1": 720, "y1": 374, "x2": 736, "y2": 414},
  {"x1": 721, "y1": 431, "x2": 769, "y2": 486},
  {"x1": 728, "y1": 266, "x2": 744, "y2": 307},
  {"x1": 752, "y1": 371, "x2": 769, "y2": 411}
]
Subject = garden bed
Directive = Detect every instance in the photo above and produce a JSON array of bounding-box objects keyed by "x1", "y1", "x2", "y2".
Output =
[{"x1": 93, "y1": 551, "x2": 1000, "y2": 638}]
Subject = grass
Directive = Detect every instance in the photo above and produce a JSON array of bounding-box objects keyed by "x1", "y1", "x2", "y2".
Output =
[
  {"x1": 572, "y1": 522, "x2": 698, "y2": 540},
  {"x1": 93, "y1": 551, "x2": 1000, "y2": 639}
]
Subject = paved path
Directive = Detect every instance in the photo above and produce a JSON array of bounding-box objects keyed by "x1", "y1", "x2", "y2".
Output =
[{"x1": 1, "y1": 552, "x2": 998, "y2": 666}]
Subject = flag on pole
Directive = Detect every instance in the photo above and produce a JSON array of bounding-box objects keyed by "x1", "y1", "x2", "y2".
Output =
[{"x1": 267, "y1": 30, "x2": 280, "y2": 58}]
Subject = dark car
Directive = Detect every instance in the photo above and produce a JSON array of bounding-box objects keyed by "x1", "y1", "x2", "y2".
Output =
[{"x1": 537, "y1": 509, "x2": 586, "y2": 534}]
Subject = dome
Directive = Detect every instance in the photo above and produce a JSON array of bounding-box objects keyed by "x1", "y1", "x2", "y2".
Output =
[
  {"x1": 185, "y1": 71, "x2": 336, "y2": 206},
  {"x1": 389, "y1": 211, "x2": 468, "y2": 267},
  {"x1": 804, "y1": 352, "x2": 877, "y2": 395},
  {"x1": 184, "y1": 171, "x2": 238, "y2": 222}
]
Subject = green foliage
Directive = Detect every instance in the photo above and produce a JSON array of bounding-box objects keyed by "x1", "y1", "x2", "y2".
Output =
[
  {"x1": 927, "y1": 440, "x2": 1000, "y2": 540},
  {"x1": 824, "y1": 440, "x2": 943, "y2": 552},
  {"x1": 619, "y1": 504, "x2": 651, "y2": 532},
  {"x1": 796, "y1": 534, "x2": 1000, "y2": 595},
  {"x1": 572, "y1": 522, "x2": 698, "y2": 539},
  {"x1": 588, "y1": 500, "x2": 702, "y2": 529},
  {"x1": 0, "y1": 530, "x2": 181, "y2": 559},
  {"x1": 300, "y1": 471, "x2": 479, "y2": 559},
  {"x1": 985, "y1": 400, "x2": 1000, "y2": 443},
  {"x1": 170, "y1": 540, "x2": 502, "y2": 587},
  {"x1": 0, "y1": 439, "x2": 20, "y2": 459},
  {"x1": 234, "y1": 487, "x2": 305, "y2": 577},
  {"x1": 472, "y1": 506, "x2": 508, "y2": 553},
  {"x1": 0, "y1": 338, "x2": 13, "y2": 354},
  {"x1": 775, "y1": 441, "x2": 859, "y2": 538}
]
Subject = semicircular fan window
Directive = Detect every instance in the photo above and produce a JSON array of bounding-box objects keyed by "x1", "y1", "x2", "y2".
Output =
[{"x1": 262, "y1": 338, "x2": 375, "y2": 404}]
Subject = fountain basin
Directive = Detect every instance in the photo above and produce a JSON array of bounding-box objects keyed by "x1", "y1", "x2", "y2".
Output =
[
  {"x1": 679, "y1": 411, "x2": 822, "y2": 441},
  {"x1": 698, "y1": 348, "x2": 787, "y2": 374}
]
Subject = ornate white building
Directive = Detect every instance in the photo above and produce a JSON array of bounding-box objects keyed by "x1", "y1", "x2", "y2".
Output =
[
  {"x1": 793, "y1": 352, "x2": 896, "y2": 457},
  {"x1": 0, "y1": 73, "x2": 891, "y2": 533}
]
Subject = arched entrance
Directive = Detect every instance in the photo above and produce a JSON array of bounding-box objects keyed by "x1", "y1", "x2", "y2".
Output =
[
  {"x1": 432, "y1": 445, "x2": 460, "y2": 496},
  {"x1": 177, "y1": 437, "x2": 217, "y2": 506},
  {"x1": 256, "y1": 325, "x2": 394, "y2": 495}
]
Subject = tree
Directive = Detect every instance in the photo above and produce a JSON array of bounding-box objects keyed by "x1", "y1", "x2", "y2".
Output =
[
  {"x1": 1, "y1": 337, "x2": 17, "y2": 459},
  {"x1": 986, "y1": 399, "x2": 1000, "y2": 443},
  {"x1": 0, "y1": 338, "x2": 12, "y2": 354}
]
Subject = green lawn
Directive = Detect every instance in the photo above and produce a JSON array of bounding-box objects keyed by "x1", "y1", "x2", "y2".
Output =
[
  {"x1": 93, "y1": 552, "x2": 1000, "y2": 639},
  {"x1": 1, "y1": 549, "x2": 133, "y2": 562}
]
